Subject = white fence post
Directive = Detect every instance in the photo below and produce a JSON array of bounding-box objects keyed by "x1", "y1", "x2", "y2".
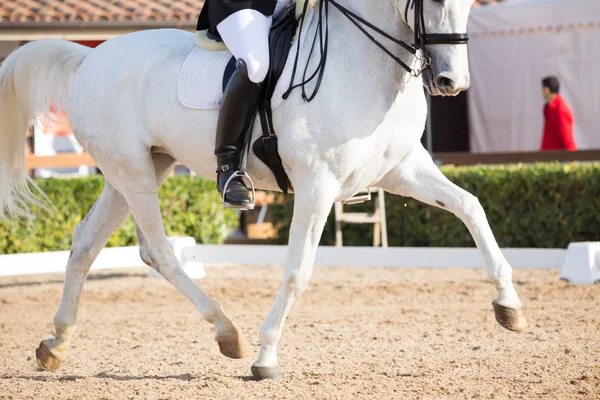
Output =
[{"x1": 560, "y1": 242, "x2": 600, "y2": 285}]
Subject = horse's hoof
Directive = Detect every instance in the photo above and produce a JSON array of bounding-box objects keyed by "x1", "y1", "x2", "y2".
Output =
[
  {"x1": 36, "y1": 341, "x2": 63, "y2": 371},
  {"x1": 215, "y1": 331, "x2": 248, "y2": 359},
  {"x1": 251, "y1": 365, "x2": 283, "y2": 380},
  {"x1": 492, "y1": 301, "x2": 528, "y2": 332}
]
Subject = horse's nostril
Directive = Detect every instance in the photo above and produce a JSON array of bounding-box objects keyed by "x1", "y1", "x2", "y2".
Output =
[{"x1": 435, "y1": 76, "x2": 454, "y2": 89}]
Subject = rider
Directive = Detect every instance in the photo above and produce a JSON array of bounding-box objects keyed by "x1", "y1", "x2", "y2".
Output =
[{"x1": 197, "y1": 0, "x2": 279, "y2": 209}]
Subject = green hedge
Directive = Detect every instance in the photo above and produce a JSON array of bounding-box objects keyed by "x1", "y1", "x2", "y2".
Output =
[
  {"x1": 2, "y1": 163, "x2": 598, "y2": 254},
  {"x1": 269, "y1": 163, "x2": 600, "y2": 248},
  {"x1": 0, "y1": 176, "x2": 239, "y2": 254}
]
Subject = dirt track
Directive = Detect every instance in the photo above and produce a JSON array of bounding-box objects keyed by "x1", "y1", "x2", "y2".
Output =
[{"x1": 0, "y1": 265, "x2": 599, "y2": 399}]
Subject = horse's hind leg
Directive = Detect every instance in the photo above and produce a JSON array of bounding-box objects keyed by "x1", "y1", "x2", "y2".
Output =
[
  {"x1": 36, "y1": 153, "x2": 177, "y2": 371},
  {"x1": 378, "y1": 145, "x2": 527, "y2": 332},
  {"x1": 107, "y1": 152, "x2": 248, "y2": 359},
  {"x1": 136, "y1": 153, "x2": 178, "y2": 266},
  {"x1": 36, "y1": 183, "x2": 130, "y2": 371}
]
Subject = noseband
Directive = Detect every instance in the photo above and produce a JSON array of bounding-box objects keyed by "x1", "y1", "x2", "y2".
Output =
[{"x1": 284, "y1": 0, "x2": 470, "y2": 101}]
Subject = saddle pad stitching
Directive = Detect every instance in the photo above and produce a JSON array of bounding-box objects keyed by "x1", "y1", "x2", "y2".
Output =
[{"x1": 177, "y1": 48, "x2": 232, "y2": 109}]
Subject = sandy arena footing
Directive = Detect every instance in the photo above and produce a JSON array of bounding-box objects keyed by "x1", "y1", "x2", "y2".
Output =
[{"x1": 0, "y1": 265, "x2": 598, "y2": 399}]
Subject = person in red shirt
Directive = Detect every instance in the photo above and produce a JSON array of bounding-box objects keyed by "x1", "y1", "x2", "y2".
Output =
[{"x1": 540, "y1": 76, "x2": 577, "y2": 151}]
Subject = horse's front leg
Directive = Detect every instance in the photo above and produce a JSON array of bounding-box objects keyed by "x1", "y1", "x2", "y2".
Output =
[
  {"x1": 251, "y1": 179, "x2": 337, "y2": 380},
  {"x1": 378, "y1": 145, "x2": 527, "y2": 332}
]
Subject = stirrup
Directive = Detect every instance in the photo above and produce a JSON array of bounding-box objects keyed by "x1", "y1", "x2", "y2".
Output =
[
  {"x1": 222, "y1": 171, "x2": 256, "y2": 210},
  {"x1": 341, "y1": 188, "x2": 373, "y2": 205}
]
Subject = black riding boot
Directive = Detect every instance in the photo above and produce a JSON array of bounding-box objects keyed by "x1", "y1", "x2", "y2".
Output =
[{"x1": 215, "y1": 59, "x2": 261, "y2": 209}]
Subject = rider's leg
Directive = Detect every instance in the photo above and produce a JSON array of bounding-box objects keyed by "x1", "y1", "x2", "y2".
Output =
[
  {"x1": 214, "y1": 10, "x2": 272, "y2": 208},
  {"x1": 218, "y1": 9, "x2": 272, "y2": 83}
]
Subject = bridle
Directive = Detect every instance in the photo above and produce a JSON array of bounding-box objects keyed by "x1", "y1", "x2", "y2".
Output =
[
  {"x1": 283, "y1": 0, "x2": 470, "y2": 101},
  {"x1": 406, "y1": 0, "x2": 470, "y2": 47},
  {"x1": 404, "y1": 0, "x2": 469, "y2": 75}
]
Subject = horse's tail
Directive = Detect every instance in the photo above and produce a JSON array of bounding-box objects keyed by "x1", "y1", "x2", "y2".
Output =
[{"x1": 0, "y1": 39, "x2": 91, "y2": 220}]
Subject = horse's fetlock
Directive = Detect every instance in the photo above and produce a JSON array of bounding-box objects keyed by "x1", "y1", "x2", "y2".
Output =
[
  {"x1": 491, "y1": 272, "x2": 514, "y2": 290},
  {"x1": 207, "y1": 301, "x2": 224, "y2": 326},
  {"x1": 259, "y1": 326, "x2": 279, "y2": 345},
  {"x1": 51, "y1": 323, "x2": 77, "y2": 341}
]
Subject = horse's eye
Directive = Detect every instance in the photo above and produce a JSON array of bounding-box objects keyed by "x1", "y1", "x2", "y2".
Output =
[{"x1": 432, "y1": 0, "x2": 444, "y2": 4}]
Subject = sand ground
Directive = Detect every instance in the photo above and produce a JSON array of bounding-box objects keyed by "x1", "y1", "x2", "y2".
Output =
[{"x1": 0, "y1": 265, "x2": 598, "y2": 399}]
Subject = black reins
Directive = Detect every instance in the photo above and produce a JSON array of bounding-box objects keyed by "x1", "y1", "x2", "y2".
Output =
[{"x1": 283, "y1": 0, "x2": 469, "y2": 101}]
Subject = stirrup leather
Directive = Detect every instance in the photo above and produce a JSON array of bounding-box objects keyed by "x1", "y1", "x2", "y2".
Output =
[{"x1": 222, "y1": 170, "x2": 256, "y2": 210}]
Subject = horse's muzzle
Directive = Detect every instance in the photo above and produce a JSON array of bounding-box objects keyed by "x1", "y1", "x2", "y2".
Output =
[{"x1": 424, "y1": 69, "x2": 470, "y2": 97}]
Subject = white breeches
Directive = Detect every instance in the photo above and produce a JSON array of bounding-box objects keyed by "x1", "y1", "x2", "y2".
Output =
[{"x1": 217, "y1": 9, "x2": 273, "y2": 83}]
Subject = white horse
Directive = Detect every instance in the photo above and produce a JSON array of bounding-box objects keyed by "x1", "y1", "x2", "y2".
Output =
[{"x1": 0, "y1": 0, "x2": 527, "y2": 379}]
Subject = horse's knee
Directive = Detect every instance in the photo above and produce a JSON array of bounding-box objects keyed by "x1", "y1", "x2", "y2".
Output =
[
  {"x1": 285, "y1": 270, "x2": 311, "y2": 298},
  {"x1": 457, "y1": 193, "x2": 485, "y2": 223}
]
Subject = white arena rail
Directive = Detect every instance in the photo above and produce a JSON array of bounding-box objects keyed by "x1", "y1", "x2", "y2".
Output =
[
  {"x1": 1, "y1": 237, "x2": 597, "y2": 284},
  {"x1": 0, "y1": 246, "x2": 144, "y2": 277},
  {"x1": 182, "y1": 245, "x2": 566, "y2": 270},
  {"x1": 0, "y1": 236, "x2": 572, "y2": 274}
]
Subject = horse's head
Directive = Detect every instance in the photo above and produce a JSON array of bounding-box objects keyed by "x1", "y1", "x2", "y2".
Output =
[{"x1": 399, "y1": 0, "x2": 474, "y2": 96}]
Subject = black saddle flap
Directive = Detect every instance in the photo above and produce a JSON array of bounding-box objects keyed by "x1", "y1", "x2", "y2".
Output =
[{"x1": 263, "y1": 4, "x2": 299, "y2": 99}]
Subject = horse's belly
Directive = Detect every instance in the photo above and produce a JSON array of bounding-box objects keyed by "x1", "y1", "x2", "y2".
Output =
[{"x1": 158, "y1": 112, "x2": 285, "y2": 192}]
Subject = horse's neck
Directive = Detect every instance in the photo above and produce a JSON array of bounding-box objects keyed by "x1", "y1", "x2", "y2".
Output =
[
  {"x1": 295, "y1": 0, "x2": 424, "y2": 141},
  {"x1": 338, "y1": 0, "x2": 403, "y2": 38},
  {"x1": 332, "y1": 0, "x2": 416, "y2": 93}
]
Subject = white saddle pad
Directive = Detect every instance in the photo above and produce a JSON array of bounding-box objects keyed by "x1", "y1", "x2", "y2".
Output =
[{"x1": 178, "y1": 8, "x2": 314, "y2": 110}]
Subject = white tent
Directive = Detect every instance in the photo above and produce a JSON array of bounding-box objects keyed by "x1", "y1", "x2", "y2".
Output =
[{"x1": 467, "y1": 0, "x2": 600, "y2": 153}]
